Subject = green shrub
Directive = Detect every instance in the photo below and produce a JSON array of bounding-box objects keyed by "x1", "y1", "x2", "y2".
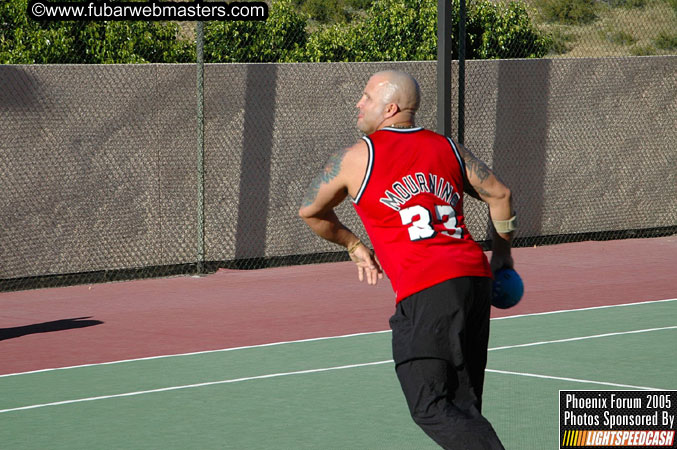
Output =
[
  {"x1": 293, "y1": 0, "x2": 372, "y2": 23},
  {"x1": 537, "y1": 0, "x2": 598, "y2": 25},
  {"x1": 468, "y1": 0, "x2": 552, "y2": 59},
  {"x1": 296, "y1": 0, "x2": 550, "y2": 62},
  {"x1": 299, "y1": 0, "x2": 347, "y2": 24},
  {"x1": 346, "y1": 0, "x2": 375, "y2": 9},
  {"x1": 630, "y1": 44, "x2": 656, "y2": 55},
  {"x1": 204, "y1": 0, "x2": 307, "y2": 62},
  {"x1": 670, "y1": 0, "x2": 677, "y2": 13},
  {"x1": 601, "y1": 0, "x2": 646, "y2": 8},
  {"x1": 296, "y1": 0, "x2": 437, "y2": 61},
  {"x1": 654, "y1": 31, "x2": 677, "y2": 50},
  {"x1": 2, "y1": 0, "x2": 551, "y2": 63},
  {"x1": 0, "y1": 0, "x2": 194, "y2": 63},
  {"x1": 601, "y1": 29, "x2": 636, "y2": 46},
  {"x1": 546, "y1": 27, "x2": 576, "y2": 55}
]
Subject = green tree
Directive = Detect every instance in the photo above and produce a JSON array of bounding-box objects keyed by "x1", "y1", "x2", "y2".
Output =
[
  {"x1": 204, "y1": 0, "x2": 308, "y2": 63},
  {"x1": 297, "y1": 0, "x2": 437, "y2": 61},
  {"x1": 294, "y1": 0, "x2": 550, "y2": 62},
  {"x1": 2, "y1": 0, "x2": 551, "y2": 63},
  {"x1": 1, "y1": 0, "x2": 194, "y2": 63},
  {"x1": 296, "y1": 0, "x2": 347, "y2": 24},
  {"x1": 467, "y1": 0, "x2": 552, "y2": 58}
]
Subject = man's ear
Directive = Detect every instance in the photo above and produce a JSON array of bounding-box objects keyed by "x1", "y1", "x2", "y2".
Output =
[{"x1": 384, "y1": 102, "x2": 399, "y2": 119}]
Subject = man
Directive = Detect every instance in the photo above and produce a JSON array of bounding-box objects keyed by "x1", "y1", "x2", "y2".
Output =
[{"x1": 298, "y1": 70, "x2": 514, "y2": 449}]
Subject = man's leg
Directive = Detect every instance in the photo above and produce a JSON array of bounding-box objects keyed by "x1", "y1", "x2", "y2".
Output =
[
  {"x1": 464, "y1": 276, "x2": 493, "y2": 412},
  {"x1": 395, "y1": 358, "x2": 503, "y2": 450},
  {"x1": 389, "y1": 278, "x2": 503, "y2": 450}
]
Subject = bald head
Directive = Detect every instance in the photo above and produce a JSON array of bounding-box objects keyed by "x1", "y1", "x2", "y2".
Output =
[
  {"x1": 356, "y1": 71, "x2": 421, "y2": 134},
  {"x1": 371, "y1": 70, "x2": 421, "y2": 113}
]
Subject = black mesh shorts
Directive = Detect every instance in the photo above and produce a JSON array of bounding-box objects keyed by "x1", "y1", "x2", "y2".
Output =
[{"x1": 388, "y1": 276, "x2": 492, "y2": 367}]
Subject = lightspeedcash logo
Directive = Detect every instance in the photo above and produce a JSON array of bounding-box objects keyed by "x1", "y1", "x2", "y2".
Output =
[
  {"x1": 560, "y1": 391, "x2": 677, "y2": 449},
  {"x1": 562, "y1": 430, "x2": 675, "y2": 447}
]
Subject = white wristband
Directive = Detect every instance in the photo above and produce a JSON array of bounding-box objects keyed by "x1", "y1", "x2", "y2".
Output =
[{"x1": 493, "y1": 216, "x2": 517, "y2": 234}]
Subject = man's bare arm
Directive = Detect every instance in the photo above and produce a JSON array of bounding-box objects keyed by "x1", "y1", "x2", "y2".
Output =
[
  {"x1": 458, "y1": 145, "x2": 512, "y2": 226},
  {"x1": 460, "y1": 146, "x2": 497, "y2": 197},
  {"x1": 301, "y1": 148, "x2": 348, "y2": 209},
  {"x1": 298, "y1": 144, "x2": 383, "y2": 284},
  {"x1": 456, "y1": 142, "x2": 515, "y2": 271},
  {"x1": 298, "y1": 147, "x2": 355, "y2": 247}
]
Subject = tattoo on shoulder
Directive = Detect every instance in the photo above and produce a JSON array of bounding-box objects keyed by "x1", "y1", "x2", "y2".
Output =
[
  {"x1": 460, "y1": 145, "x2": 491, "y2": 183},
  {"x1": 301, "y1": 148, "x2": 348, "y2": 207},
  {"x1": 322, "y1": 148, "x2": 348, "y2": 183},
  {"x1": 467, "y1": 155, "x2": 491, "y2": 183}
]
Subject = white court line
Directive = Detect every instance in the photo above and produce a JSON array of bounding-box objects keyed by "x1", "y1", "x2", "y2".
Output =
[
  {"x1": 488, "y1": 325, "x2": 677, "y2": 351},
  {"x1": 0, "y1": 330, "x2": 392, "y2": 378},
  {"x1": 3, "y1": 324, "x2": 675, "y2": 414},
  {"x1": 491, "y1": 297, "x2": 677, "y2": 320},
  {"x1": 3, "y1": 344, "x2": 670, "y2": 415},
  {"x1": 0, "y1": 360, "x2": 394, "y2": 414},
  {"x1": 485, "y1": 369, "x2": 663, "y2": 391},
  {"x1": 2, "y1": 298, "x2": 675, "y2": 378}
]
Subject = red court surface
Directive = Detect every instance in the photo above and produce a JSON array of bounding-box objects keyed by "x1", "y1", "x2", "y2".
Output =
[{"x1": 1, "y1": 236, "x2": 675, "y2": 375}]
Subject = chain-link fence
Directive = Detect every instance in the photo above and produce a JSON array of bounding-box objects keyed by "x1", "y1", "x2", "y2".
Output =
[
  {"x1": 1, "y1": 0, "x2": 676, "y2": 291},
  {"x1": 0, "y1": 64, "x2": 200, "y2": 290}
]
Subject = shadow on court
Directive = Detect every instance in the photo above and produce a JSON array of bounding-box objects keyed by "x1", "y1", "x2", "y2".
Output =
[{"x1": 0, "y1": 317, "x2": 103, "y2": 341}]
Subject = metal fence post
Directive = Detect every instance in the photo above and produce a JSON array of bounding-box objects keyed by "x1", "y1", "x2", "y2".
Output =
[
  {"x1": 458, "y1": 0, "x2": 466, "y2": 144},
  {"x1": 196, "y1": 21, "x2": 206, "y2": 275},
  {"x1": 437, "y1": 0, "x2": 452, "y2": 138}
]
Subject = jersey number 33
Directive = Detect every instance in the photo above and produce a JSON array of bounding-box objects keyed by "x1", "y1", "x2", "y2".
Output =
[{"x1": 399, "y1": 204, "x2": 463, "y2": 241}]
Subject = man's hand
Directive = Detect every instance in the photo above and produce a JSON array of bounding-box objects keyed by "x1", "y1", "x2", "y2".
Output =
[
  {"x1": 489, "y1": 220, "x2": 514, "y2": 273},
  {"x1": 490, "y1": 252, "x2": 514, "y2": 273},
  {"x1": 349, "y1": 243, "x2": 384, "y2": 285}
]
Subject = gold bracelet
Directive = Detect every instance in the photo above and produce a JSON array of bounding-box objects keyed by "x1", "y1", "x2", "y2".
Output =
[{"x1": 347, "y1": 240, "x2": 362, "y2": 254}]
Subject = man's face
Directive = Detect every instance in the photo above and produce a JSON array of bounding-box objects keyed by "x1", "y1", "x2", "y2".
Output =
[{"x1": 356, "y1": 76, "x2": 388, "y2": 134}]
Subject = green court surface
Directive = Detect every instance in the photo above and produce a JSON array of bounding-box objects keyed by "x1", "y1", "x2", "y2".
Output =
[{"x1": 2, "y1": 299, "x2": 676, "y2": 449}]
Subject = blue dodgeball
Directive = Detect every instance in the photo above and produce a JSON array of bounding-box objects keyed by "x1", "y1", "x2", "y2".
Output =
[{"x1": 492, "y1": 268, "x2": 524, "y2": 309}]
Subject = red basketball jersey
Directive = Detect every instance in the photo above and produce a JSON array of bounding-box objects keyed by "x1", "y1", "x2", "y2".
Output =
[{"x1": 352, "y1": 127, "x2": 491, "y2": 303}]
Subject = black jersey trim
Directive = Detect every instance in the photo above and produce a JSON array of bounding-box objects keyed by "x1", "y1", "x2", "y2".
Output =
[
  {"x1": 446, "y1": 136, "x2": 465, "y2": 173},
  {"x1": 353, "y1": 136, "x2": 374, "y2": 205}
]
